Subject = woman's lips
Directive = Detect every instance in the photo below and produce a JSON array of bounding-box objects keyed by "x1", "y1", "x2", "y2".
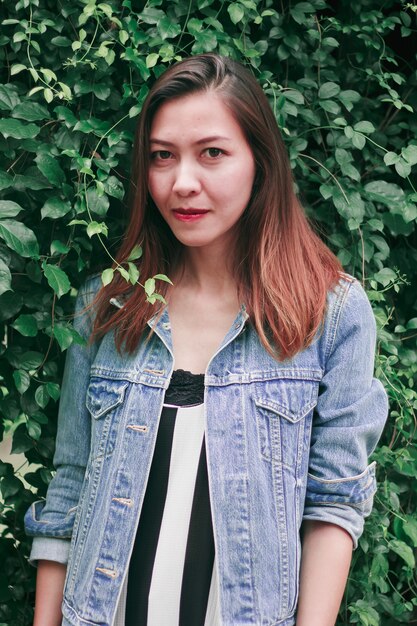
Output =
[{"x1": 172, "y1": 208, "x2": 210, "y2": 222}]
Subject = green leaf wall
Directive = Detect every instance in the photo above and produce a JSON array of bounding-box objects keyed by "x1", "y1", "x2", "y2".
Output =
[{"x1": 0, "y1": 0, "x2": 416, "y2": 623}]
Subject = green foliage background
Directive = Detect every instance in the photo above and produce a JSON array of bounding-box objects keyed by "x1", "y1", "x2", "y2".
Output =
[{"x1": 0, "y1": 0, "x2": 416, "y2": 624}]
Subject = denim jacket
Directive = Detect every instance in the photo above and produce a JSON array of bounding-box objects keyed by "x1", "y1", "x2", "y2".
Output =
[{"x1": 25, "y1": 273, "x2": 388, "y2": 626}]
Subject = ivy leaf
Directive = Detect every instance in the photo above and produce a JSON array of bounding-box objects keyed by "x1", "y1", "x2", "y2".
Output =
[
  {"x1": 0, "y1": 219, "x2": 39, "y2": 258},
  {"x1": 0, "y1": 291, "x2": 23, "y2": 322},
  {"x1": 12, "y1": 101, "x2": 50, "y2": 121},
  {"x1": 0, "y1": 119, "x2": 40, "y2": 139},
  {"x1": 290, "y1": 1, "x2": 315, "y2": 24},
  {"x1": 187, "y1": 17, "x2": 203, "y2": 34},
  {"x1": 0, "y1": 258, "x2": 12, "y2": 295},
  {"x1": 86, "y1": 187, "x2": 109, "y2": 216},
  {"x1": 13, "y1": 369, "x2": 31, "y2": 394},
  {"x1": 119, "y1": 29, "x2": 129, "y2": 45},
  {"x1": 86, "y1": 221, "x2": 108, "y2": 238},
  {"x1": 364, "y1": 181, "x2": 404, "y2": 206},
  {"x1": 127, "y1": 262, "x2": 139, "y2": 284},
  {"x1": 55, "y1": 106, "x2": 77, "y2": 127},
  {"x1": 117, "y1": 266, "x2": 130, "y2": 281},
  {"x1": 53, "y1": 324, "x2": 75, "y2": 351},
  {"x1": 318, "y1": 82, "x2": 340, "y2": 99},
  {"x1": 395, "y1": 159, "x2": 411, "y2": 178},
  {"x1": 41, "y1": 197, "x2": 72, "y2": 219},
  {"x1": 192, "y1": 29, "x2": 217, "y2": 53},
  {"x1": 389, "y1": 539, "x2": 415, "y2": 569},
  {"x1": 153, "y1": 273, "x2": 173, "y2": 284},
  {"x1": 0, "y1": 171, "x2": 13, "y2": 191},
  {"x1": 138, "y1": 6, "x2": 164, "y2": 24},
  {"x1": 384, "y1": 151, "x2": 399, "y2": 166},
  {"x1": 342, "y1": 163, "x2": 361, "y2": 181},
  {"x1": 147, "y1": 293, "x2": 166, "y2": 305},
  {"x1": 382, "y1": 213, "x2": 414, "y2": 236},
  {"x1": 0, "y1": 200, "x2": 24, "y2": 218},
  {"x1": 101, "y1": 267, "x2": 114, "y2": 286},
  {"x1": 104, "y1": 175, "x2": 126, "y2": 200},
  {"x1": 51, "y1": 240, "x2": 70, "y2": 256},
  {"x1": 284, "y1": 90, "x2": 304, "y2": 105},
  {"x1": 158, "y1": 16, "x2": 181, "y2": 39},
  {"x1": 13, "y1": 171, "x2": 52, "y2": 191},
  {"x1": 401, "y1": 144, "x2": 417, "y2": 165},
  {"x1": 127, "y1": 244, "x2": 142, "y2": 262},
  {"x1": 68, "y1": 219, "x2": 88, "y2": 227},
  {"x1": 11, "y1": 424, "x2": 33, "y2": 454},
  {"x1": 353, "y1": 121, "x2": 375, "y2": 134},
  {"x1": 0, "y1": 84, "x2": 20, "y2": 111},
  {"x1": 1, "y1": 476, "x2": 23, "y2": 500},
  {"x1": 351, "y1": 131, "x2": 366, "y2": 150},
  {"x1": 338, "y1": 89, "x2": 361, "y2": 111},
  {"x1": 401, "y1": 202, "x2": 417, "y2": 223},
  {"x1": 27, "y1": 418, "x2": 42, "y2": 439},
  {"x1": 46, "y1": 382, "x2": 60, "y2": 401},
  {"x1": 402, "y1": 518, "x2": 417, "y2": 547},
  {"x1": 42, "y1": 262, "x2": 71, "y2": 298},
  {"x1": 319, "y1": 100, "x2": 341, "y2": 115},
  {"x1": 374, "y1": 268, "x2": 398, "y2": 287},
  {"x1": 35, "y1": 385, "x2": 50, "y2": 409},
  {"x1": 35, "y1": 153, "x2": 66, "y2": 187},
  {"x1": 228, "y1": 3, "x2": 245, "y2": 24},
  {"x1": 332, "y1": 189, "x2": 365, "y2": 226},
  {"x1": 144, "y1": 277, "x2": 156, "y2": 296},
  {"x1": 146, "y1": 53, "x2": 159, "y2": 68},
  {"x1": 12, "y1": 314, "x2": 38, "y2": 337}
]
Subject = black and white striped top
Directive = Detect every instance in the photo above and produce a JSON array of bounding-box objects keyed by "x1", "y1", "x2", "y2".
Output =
[{"x1": 113, "y1": 370, "x2": 220, "y2": 626}]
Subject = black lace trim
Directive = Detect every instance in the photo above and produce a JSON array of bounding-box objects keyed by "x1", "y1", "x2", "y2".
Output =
[{"x1": 164, "y1": 369, "x2": 205, "y2": 406}]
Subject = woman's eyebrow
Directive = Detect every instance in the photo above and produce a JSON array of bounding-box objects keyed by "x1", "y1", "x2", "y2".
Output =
[{"x1": 150, "y1": 135, "x2": 232, "y2": 146}]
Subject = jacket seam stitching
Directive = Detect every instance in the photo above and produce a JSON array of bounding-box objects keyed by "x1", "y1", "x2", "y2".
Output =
[{"x1": 324, "y1": 278, "x2": 353, "y2": 364}]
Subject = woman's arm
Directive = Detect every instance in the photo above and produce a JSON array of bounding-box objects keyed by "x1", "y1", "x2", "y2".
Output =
[
  {"x1": 33, "y1": 560, "x2": 67, "y2": 626},
  {"x1": 296, "y1": 520, "x2": 353, "y2": 626}
]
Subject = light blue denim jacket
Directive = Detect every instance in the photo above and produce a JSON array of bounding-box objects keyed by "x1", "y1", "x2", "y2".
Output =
[{"x1": 25, "y1": 273, "x2": 388, "y2": 626}]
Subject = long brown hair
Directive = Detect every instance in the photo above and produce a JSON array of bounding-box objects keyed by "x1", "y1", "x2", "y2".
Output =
[{"x1": 92, "y1": 54, "x2": 342, "y2": 360}]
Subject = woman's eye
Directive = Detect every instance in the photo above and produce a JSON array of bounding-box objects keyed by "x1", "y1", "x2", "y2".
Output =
[
  {"x1": 151, "y1": 150, "x2": 173, "y2": 160},
  {"x1": 204, "y1": 147, "x2": 224, "y2": 158}
]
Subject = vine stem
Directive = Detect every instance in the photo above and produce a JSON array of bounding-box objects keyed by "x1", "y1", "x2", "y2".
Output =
[
  {"x1": 176, "y1": 0, "x2": 193, "y2": 50},
  {"x1": 26, "y1": 8, "x2": 62, "y2": 98},
  {"x1": 298, "y1": 153, "x2": 349, "y2": 202},
  {"x1": 80, "y1": 113, "x2": 130, "y2": 273},
  {"x1": 77, "y1": 15, "x2": 100, "y2": 64},
  {"x1": 358, "y1": 226, "x2": 366, "y2": 286}
]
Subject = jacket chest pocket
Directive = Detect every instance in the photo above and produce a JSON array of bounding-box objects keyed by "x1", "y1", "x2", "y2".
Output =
[
  {"x1": 86, "y1": 377, "x2": 129, "y2": 461},
  {"x1": 254, "y1": 378, "x2": 319, "y2": 469}
]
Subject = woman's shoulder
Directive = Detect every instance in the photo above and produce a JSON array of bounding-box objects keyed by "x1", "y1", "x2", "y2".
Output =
[
  {"x1": 322, "y1": 272, "x2": 376, "y2": 358},
  {"x1": 77, "y1": 272, "x2": 103, "y2": 305},
  {"x1": 327, "y1": 272, "x2": 373, "y2": 315}
]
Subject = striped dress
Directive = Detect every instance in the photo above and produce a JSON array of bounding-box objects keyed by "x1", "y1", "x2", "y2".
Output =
[{"x1": 113, "y1": 370, "x2": 221, "y2": 626}]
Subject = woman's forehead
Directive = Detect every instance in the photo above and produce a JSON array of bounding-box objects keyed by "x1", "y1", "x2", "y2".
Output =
[{"x1": 149, "y1": 91, "x2": 247, "y2": 145}]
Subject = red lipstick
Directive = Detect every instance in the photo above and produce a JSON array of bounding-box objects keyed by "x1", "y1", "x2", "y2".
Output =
[{"x1": 172, "y1": 208, "x2": 209, "y2": 222}]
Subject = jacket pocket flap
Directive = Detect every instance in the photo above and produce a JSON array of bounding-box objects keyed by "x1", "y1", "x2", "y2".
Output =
[
  {"x1": 86, "y1": 378, "x2": 128, "y2": 419},
  {"x1": 255, "y1": 389, "x2": 318, "y2": 423}
]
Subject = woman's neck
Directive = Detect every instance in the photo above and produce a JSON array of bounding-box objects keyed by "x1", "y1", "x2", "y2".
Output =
[{"x1": 174, "y1": 246, "x2": 237, "y2": 296}]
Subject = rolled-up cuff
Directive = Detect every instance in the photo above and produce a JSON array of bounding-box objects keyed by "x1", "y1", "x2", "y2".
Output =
[
  {"x1": 303, "y1": 462, "x2": 377, "y2": 548},
  {"x1": 29, "y1": 536, "x2": 71, "y2": 566},
  {"x1": 24, "y1": 500, "x2": 77, "y2": 539}
]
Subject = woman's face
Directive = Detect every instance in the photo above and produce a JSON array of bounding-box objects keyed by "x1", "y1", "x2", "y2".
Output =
[{"x1": 148, "y1": 91, "x2": 256, "y2": 257}]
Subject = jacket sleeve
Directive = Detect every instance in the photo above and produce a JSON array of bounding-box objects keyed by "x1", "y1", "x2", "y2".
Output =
[
  {"x1": 24, "y1": 278, "x2": 100, "y2": 563},
  {"x1": 302, "y1": 278, "x2": 388, "y2": 548}
]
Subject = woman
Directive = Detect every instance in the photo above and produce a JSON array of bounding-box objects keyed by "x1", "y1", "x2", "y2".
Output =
[{"x1": 25, "y1": 54, "x2": 388, "y2": 626}]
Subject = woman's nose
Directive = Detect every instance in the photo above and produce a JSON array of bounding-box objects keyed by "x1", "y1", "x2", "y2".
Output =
[{"x1": 172, "y1": 161, "x2": 202, "y2": 196}]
